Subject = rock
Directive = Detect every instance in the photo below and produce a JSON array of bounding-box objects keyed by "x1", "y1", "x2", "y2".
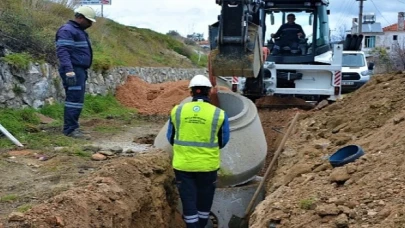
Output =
[
  {"x1": 377, "y1": 207, "x2": 391, "y2": 220},
  {"x1": 8, "y1": 212, "x2": 25, "y2": 221},
  {"x1": 315, "y1": 99, "x2": 329, "y2": 110},
  {"x1": 111, "y1": 146, "x2": 123, "y2": 154},
  {"x1": 98, "y1": 150, "x2": 115, "y2": 156},
  {"x1": 334, "y1": 213, "x2": 349, "y2": 227},
  {"x1": 55, "y1": 216, "x2": 65, "y2": 226},
  {"x1": 283, "y1": 163, "x2": 313, "y2": 185},
  {"x1": 332, "y1": 123, "x2": 348, "y2": 134},
  {"x1": 315, "y1": 203, "x2": 340, "y2": 216},
  {"x1": 345, "y1": 163, "x2": 357, "y2": 174},
  {"x1": 367, "y1": 210, "x2": 377, "y2": 217},
  {"x1": 313, "y1": 139, "x2": 330, "y2": 150},
  {"x1": 91, "y1": 153, "x2": 107, "y2": 161},
  {"x1": 82, "y1": 145, "x2": 101, "y2": 152},
  {"x1": 330, "y1": 168, "x2": 351, "y2": 182},
  {"x1": 313, "y1": 163, "x2": 333, "y2": 172},
  {"x1": 393, "y1": 116, "x2": 405, "y2": 125}
]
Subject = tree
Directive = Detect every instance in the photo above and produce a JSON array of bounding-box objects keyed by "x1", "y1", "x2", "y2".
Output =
[
  {"x1": 166, "y1": 30, "x2": 180, "y2": 37},
  {"x1": 331, "y1": 25, "x2": 348, "y2": 42},
  {"x1": 370, "y1": 46, "x2": 393, "y2": 73}
]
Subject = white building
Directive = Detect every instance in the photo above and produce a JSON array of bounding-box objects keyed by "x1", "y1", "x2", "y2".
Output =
[{"x1": 351, "y1": 12, "x2": 405, "y2": 56}]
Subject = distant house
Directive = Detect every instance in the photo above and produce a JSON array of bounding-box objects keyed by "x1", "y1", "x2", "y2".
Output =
[
  {"x1": 381, "y1": 12, "x2": 405, "y2": 50},
  {"x1": 351, "y1": 12, "x2": 405, "y2": 56},
  {"x1": 350, "y1": 13, "x2": 384, "y2": 56}
]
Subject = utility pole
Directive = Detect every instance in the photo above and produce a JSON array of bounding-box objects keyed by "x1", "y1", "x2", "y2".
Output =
[{"x1": 356, "y1": 0, "x2": 366, "y2": 34}]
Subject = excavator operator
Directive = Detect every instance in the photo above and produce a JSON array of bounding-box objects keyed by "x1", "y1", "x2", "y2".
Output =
[{"x1": 270, "y1": 13, "x2": 305, "y2": 55}]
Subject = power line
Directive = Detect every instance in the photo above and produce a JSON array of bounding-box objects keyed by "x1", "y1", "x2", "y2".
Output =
[{"x1": 369, "y1": 0, "x2": 393, "y2": 25}]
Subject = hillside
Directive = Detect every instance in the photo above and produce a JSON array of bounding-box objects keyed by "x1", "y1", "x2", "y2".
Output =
[{"x1": 0, "y1": 0, "x2": 207, "y2": 71}]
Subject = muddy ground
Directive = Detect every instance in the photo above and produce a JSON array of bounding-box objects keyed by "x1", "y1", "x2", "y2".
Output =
[{"x1": 2, "y1": 73, "x2": 405, "y2": 228}]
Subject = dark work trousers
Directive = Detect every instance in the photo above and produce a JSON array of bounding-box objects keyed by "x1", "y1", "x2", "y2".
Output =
[
  {"x1": 273, "y1": 39, "x2": 299, "y2": 50},
  {"x1": 59, "y1": 66, "x2": 87, "y2": 135},
  {"x1": 174, "y1": 169, "x2": 217, "y2": 228}
]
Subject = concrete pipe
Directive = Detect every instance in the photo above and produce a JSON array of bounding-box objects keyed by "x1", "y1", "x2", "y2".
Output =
[{"x1": 153, "y1": 90, "x2": 267, "y2": 187}]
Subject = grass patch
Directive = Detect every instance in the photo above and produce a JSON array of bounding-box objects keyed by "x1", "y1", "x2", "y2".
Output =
[
  {"x1": 0, "y1": 94, "x2": 136, "y2": 149},
  {"x1": 1, "y1": 52, "x2": 33, "y2": 70},
  {"x1": 82, "y1": 93, "x2": 136, "y2": 120},
  {"x1": 0, "y1": 194, "x2": 18, "y2": 202},
  {"x1": 299, "y1": 198, "x2": 316, "y2": 210},
  {"x1": 17, "y1": 204, "x2": 32, "y2": 213},
  {"x1": 0, "y1": 0, "x2": 203, "y2": 68}
]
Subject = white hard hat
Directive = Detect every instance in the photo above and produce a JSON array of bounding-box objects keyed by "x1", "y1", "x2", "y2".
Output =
[
  {"x1": 75, "y1": 6, "x2": 96, "y2": 22},
  {"x1": 189, "y1": 75, "x2": 212, "y2": 88}
]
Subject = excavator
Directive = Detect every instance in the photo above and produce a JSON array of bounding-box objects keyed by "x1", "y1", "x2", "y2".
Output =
[{"x1": 207, "y1": 0, "x2": 363, "y2": 109}]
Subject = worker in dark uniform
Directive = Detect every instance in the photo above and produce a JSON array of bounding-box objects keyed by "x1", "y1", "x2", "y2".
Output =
[
  {"x1": 55, "y1": 6, "x2": 96, "y2": 139},
  {"x1": 166, "y1": 75, "x2": 230, "y2": 228},
  {"x1": 271, "y1": 13, "x2": 305, "y2": 55}
]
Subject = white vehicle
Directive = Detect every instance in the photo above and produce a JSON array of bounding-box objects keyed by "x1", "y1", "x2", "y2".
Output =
[
  {"x1": 209, "y1": 0, "x2": 353, "y2": 104},
  {"x1": 341, "y1": 50, "x2": 374, "y2": 93}
]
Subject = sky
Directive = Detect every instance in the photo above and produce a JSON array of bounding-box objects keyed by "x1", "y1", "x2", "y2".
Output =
[{"x1": 87, "y1": 0, "x2": 403, "y2": 39}]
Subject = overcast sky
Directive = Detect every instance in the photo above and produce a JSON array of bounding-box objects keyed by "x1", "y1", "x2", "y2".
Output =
[{"x1": 91, "y1": 0, "x2": 402, "y2": 38}]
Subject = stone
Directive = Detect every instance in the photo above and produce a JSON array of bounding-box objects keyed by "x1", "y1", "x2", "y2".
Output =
[
  {"x1": 283, "y1": 163, "x2": 313, "y2": 185},
  {"x1": 330, "y1": 168, "x2": 351, "y2": 182},
  {"x1": 110, "y1": 146, "x2": 123, "y2": 154},
  {"x1": 315, "y1": 99, "x2": 329, "y2": 110},
  {"x1": 91, "y1": 153, "x2": 107, "y2": 161},
  {"x1": 393, "y1": 116, "x2": 405, "y2": 125},
  {"x1": 0, "y1": 61, "x2": 205, "y2": 109},
  {"x1": 313, "y1": 139, "x2": 330, "y2": 150},
  {"x1": 315, "y1": 203, "x2": 340, "y2": 216},
  {"x1": 82, "y1": 145, "x2": 102, "y2": 152},
  {"x1": 98, "y1": 150, "x2": 115, "y2": 156},
  {"x1": 8, "y1": 212, "x2": 25, "y2": 221},
  {"x1": 334, "y1": 213, "x2": 349, "y2": 228}
]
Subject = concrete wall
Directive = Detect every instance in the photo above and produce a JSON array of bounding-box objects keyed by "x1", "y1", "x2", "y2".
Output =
[{"x1": 0, "y1": 62, "x2": 206, "y2": 109}]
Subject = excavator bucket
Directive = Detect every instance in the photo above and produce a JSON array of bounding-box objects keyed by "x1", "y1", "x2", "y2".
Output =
[{"x1": 209, "y1": 21, "x2": 263, "y2": 78}]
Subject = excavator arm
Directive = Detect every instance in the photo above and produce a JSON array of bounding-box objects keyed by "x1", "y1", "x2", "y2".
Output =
[{"x1": 209, "y1": 0, "x2": 265, "y2": 79}]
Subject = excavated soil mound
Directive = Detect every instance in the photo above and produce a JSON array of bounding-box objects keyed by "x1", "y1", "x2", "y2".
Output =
[
  {"x1": 256, "y1": 96, "x2": 314, "y2": 110},
  {"x1": 116, "y1": 76, "x2": 230, "y2": 116},
  {"x1": 249, "y1": 73, "x2": 405, "y2": 228},
  {"x1": 116, "y1": 76, "x2": 190, "y2": 115},
  {"x1": 7, "y1": 150, "x2": 184, "y2": 228}
]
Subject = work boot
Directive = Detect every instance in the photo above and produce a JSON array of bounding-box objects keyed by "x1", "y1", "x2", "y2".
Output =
[{"x1": 66, "y1": 129, "x2": 91, "y2": 140}]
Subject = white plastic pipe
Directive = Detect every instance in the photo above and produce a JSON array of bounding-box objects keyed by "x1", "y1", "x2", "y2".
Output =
[{"x1": 0, "y1": 123, "x2": 24, "y2": 147}]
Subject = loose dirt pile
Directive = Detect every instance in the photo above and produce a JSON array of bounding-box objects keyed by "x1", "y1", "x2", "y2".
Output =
[
  {"x1": 116, "y1": 76, "x2": 230, "y2": 116},
  {"x1": 116, "y1": 76, "x2": 190, "y2": 116},
  {"x1": 250, "y1": 73, "x2": 405, "y2": 228},
  {"x1": 6, "y1": 150, "x2": 184, "y2": 228}
]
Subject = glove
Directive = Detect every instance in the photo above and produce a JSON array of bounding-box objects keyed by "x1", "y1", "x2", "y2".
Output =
[{"x1": 65, "y1": 72, "x2": 77, "y2": 86}]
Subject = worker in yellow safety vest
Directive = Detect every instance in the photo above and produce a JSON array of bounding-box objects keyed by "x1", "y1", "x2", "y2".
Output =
[{"x1": 166, "y1": 74, "x2": 230, "y2": 228}]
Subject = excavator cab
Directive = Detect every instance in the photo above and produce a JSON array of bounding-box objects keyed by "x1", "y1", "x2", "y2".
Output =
[{"x1": 209, "y1": 0, "x2": 339, "y2": 102}]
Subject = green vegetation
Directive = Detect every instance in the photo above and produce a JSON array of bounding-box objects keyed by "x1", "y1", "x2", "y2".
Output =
[
  {"x1": 0, "y1": 194, "x2": 18, "y2": 202},
  {"x1": 0, "y1": 0, "x2": 207, "y2": 69},
  {"x1": 0, "y1": 94, "x2": 136, "y2": 149},
  {"x1": 1, "y1": 52, "x2": 33, "y2": 70},
  {"x1": 17, "y1": 204, "x2": 32, "y2": 213},
  {"x1": 299, "y1": 198, "x2": 316, "y2": 210}
]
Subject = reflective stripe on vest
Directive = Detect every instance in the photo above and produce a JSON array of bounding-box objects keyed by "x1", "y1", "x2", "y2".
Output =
[{"x1": 174, "y1": 104, "x2": 221, "y2": 148}]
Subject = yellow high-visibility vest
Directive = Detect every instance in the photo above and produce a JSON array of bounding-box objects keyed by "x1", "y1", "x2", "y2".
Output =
[{"x1": 171, "y1": 101, "x2": 225, "y2": 172}]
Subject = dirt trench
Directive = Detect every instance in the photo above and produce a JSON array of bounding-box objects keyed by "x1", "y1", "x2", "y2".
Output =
[{"x1": 6, "y1": 150, "x2": 184, "y2": 228}]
